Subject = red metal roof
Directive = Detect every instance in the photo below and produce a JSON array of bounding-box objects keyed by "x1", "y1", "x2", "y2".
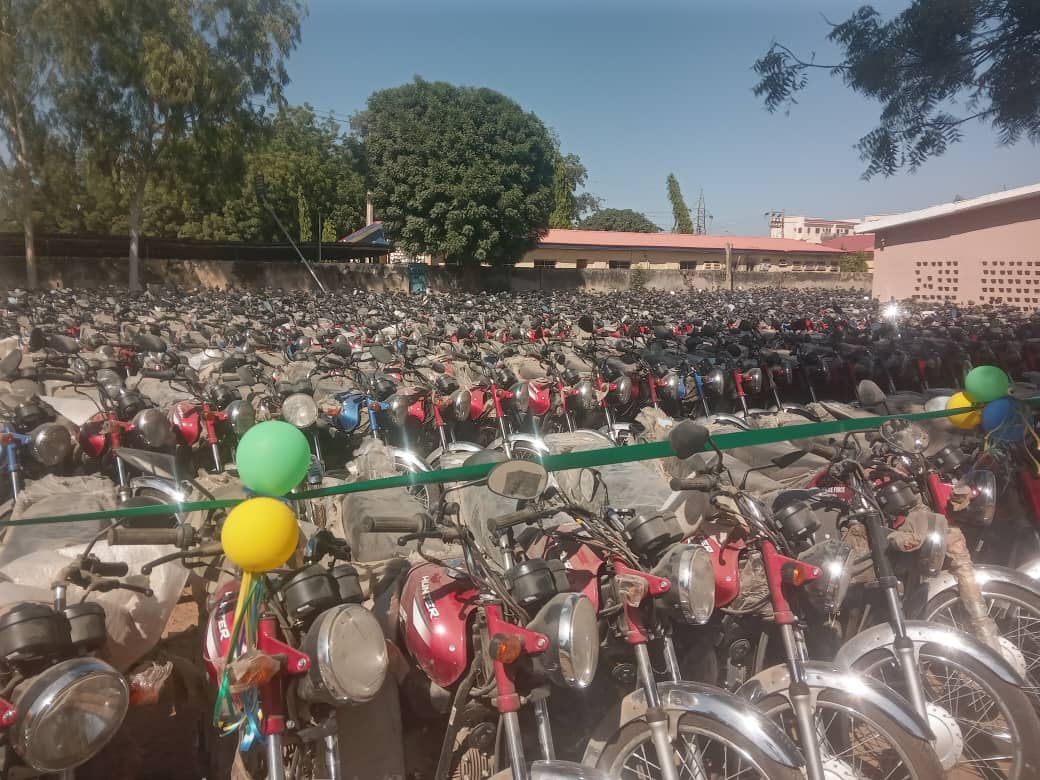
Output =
[
  {"x1": 821, "y1": 233, "x2": 875, "y2": 252},
  {"x1": 538, "y1": 229, "x2": 844, "y2": 255}
]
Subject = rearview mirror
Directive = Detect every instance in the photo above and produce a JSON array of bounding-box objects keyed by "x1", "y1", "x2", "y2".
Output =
[
  {"x1": 577, "y1": 315, "x2": 595, "y2": 334},
  {"x1": 486, "y1": 460, "x2": 549, "y2": 500},
  {"x1": 669, "y1": 420, "x2": 711, "y2": 459}
]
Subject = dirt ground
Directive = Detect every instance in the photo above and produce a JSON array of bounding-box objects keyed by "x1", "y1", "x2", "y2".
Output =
[{"x1": 79, "y1": 597, "x2": 213, "y2": 780}]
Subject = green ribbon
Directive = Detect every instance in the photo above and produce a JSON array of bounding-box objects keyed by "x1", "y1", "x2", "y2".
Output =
[{"x1": 0, "y1": 403, "x2": 994, "y2": 528}]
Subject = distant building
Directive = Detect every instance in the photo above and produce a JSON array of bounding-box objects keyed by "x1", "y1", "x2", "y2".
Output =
[
  {"x1": 515, "y1": 229, "x2": 844, "y2": 271},
  {"x1": 821, "y1": 233, "x2": 875, "y2": 272},
  {"x1": 769, "y1": 214, "x2": 862, "y2": 243},
  {"x1": 859, "y1": 183, "x2": 1040, "y2": 310}
]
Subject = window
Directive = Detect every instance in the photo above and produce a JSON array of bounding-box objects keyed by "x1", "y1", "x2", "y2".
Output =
[
  {"x1": 814, "y1": 227, "x2": 821, "y2": 234},
  {"x1": 796, "y1": 227, "x2": 802, "y2": 233},
  {"x1": 533, "y1": 260, "x2": 556, "y2": 269},
  {"x1": 608, "y1": 261, "x2": 630, "y2": 270},
  {"x1": 575, "y1": 259, "x2": 588, "y2": 270},
  {"x1": 679, "y1": 261, "x2": 697, "y2": 271}
]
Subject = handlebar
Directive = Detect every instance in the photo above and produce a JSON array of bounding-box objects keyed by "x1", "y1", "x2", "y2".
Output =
[
  {"x1": 668, "y1": 474, "x2": 720, "y2": 492},
  {"x1": 90, "y1": 560, "x2": 130, "y2": 577},
  {"x1": 810, "y1": 442, "x2": 839, "y2": 460},
  {"x1": 358, "y1": 516, "x2": 424, "y2": 534},
  {"x1": 485, "y1": 505, "x2": 580, "y2": 534},
  {"x1": 107, "y1": 525, "x2": 198, "y2": 548}
]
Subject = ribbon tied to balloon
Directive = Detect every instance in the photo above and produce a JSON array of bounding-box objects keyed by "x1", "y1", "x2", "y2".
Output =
[{"x1": 214, "y1": 420, "x2": 310, "y2": 744}]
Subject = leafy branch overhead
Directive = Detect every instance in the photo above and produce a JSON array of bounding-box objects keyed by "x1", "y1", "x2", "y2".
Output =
[{"x1": 753, "y1": 1, "x2": 1040, "y2": 177}]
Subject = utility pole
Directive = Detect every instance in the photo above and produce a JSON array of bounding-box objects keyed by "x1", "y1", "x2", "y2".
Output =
[{"x1": 725, "y1": 242, "x2": 733, "y2": 290}]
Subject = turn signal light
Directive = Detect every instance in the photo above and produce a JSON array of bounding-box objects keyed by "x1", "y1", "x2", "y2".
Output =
[{"x1": 489, "y1": 633, "x2": 524, "y2": 664}]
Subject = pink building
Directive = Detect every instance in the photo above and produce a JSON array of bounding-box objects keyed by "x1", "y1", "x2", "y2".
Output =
[{"x1": 861, "y1": 183, "x2": 1040, "y2": 310}]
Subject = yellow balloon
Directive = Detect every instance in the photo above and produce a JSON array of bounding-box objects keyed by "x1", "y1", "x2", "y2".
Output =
[
  {"x1": 946, "y1": 391, "x2": 981, "y2": 430},
  {"x1": 221, "y1": 497, "x2": 299, "y2": 572}
]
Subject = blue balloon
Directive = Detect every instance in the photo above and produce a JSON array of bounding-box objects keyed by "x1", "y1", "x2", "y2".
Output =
[{"x1": 981, "y1": 397, "x2": 1025, "y2": 441}]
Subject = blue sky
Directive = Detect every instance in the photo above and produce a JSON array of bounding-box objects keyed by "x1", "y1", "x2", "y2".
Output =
[{"x1": 285, "y1": 0, "x2": 1039, "y2": 236}]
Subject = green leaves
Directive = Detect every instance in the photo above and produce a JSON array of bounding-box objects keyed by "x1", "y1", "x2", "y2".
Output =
[
  {"x1": 356, "y1": 78, "x2": 556, "y2": 265},
  {"x1": 753, "y1": 0, "x2": 1040, "y2": 177},
  {"x1": 579, "y1": 208, "x2": 660, "y2": 233},
  {"x1": 666, "y1": 173, "x2": 694, "y2": 234}
]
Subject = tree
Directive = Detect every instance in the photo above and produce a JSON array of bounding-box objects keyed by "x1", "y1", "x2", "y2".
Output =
[
  {"x1": 52, "y1": 0, "x2": 304, "y2": 289},
  {"x1": 753, "y1": 2, "x2": 1040, "y2": 178},
  {"x1": 549, "y1": 150, "x2": 599, "y2": 228},
  {"x1": 666, "y1": 173, "x2": 694, "y2": 233},
  {"x1": 840, "y1": 250, "x2": 870, "y2": 272},
  {"x1": 355, "y1": 78, "x2": 556, "y2": 265},
  {"x1": 0, "y1": 0, "x2": 55, "y2": 288},
  {"x1": 579, "y1": 208, "x2": 660, "y2": 233}
]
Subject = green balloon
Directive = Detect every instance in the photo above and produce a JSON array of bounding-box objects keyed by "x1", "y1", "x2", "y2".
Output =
[
  {"x1": 236, "y1": 420, "x2": 311, "y2": 495},
  {"x1": 964, "y1": 365, "x2": 1009, "y2": 404}
]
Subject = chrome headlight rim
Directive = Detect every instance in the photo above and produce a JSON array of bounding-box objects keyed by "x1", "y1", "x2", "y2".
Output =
[
  {"x1": 301, "y1": 604, "x2": 388, "y2": 705},
  {"x1": 611, "y1": 375, "x2": 632, "y2": 405},
  {"x1": 920, "y1": 516, "x2": 947, "y2": 577},
  {"x1": 529, "y1": 593, "x2": 599, "y2": 689},
  {"x1": 132, "y1": 407, "x2": 176, "y2": 449},
  {"x1": 799, "y1": 540, "x2": 855, "y2": 614},
  {"x1": 452, "y1": 388, "x2": 472, "y2": 421},
  {"x1": 28, "y1": 423, "x2": 73, "y2": 467},
  {"x1": 706, "y1": 368, "x2": 725, "y2": 395},
  {"x1": 574, "y1": 380, "x2": 598, "y2": 412},
  {"x1": 652, "y1": 544, "x2": 715, "y2": 624},
  {"x1": 511, "y1": 382, "x2": 530, "y2": 414},
  {"x1": 385, "y1": 394, "x2": 409, "y2": 426},
  {"x1": 743, "y1": 367, "x2": 763, "y2": 395},
  {"x1": 13, "y1": 657, "x2": 129, "y2": 772},
  {"x1": 282, "y1": 393, "x2": 319, "y2": 429},
  {"x1": 225, "y1": 399, "x2": 256, "y2": 437}
]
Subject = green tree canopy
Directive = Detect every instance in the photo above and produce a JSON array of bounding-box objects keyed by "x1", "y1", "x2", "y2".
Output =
[
  {"x1": 666, "y1": 173, "x2": 694, "y2": 233},
  {"x1": 549, "y1": 150, "x2": 599, "y2": 228},
  {"x1": 51, "y1": 0, "x2": 305, "y2": 289},
  {"x1": 355, "y1": 78, "x2": 556, "y2": 265},
  {"x1": 753, "y1": 1, "x2": 1040, "y2": 177},
  {"x1": 579, "y1": 208, "x2": 660, "y2": 233}
]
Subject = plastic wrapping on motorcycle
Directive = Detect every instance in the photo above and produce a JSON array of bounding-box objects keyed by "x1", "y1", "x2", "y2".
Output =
[{"x1": 0, "y1": 474, "x2": 188, "y2": 670}]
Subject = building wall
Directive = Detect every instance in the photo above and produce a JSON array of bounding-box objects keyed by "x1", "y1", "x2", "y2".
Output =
[
  {"x1": 769, "y1": 216, "x2": 860, "y2": 243},
  {"x1": 871, "y1": 195, "x2": 1040, "y2": 309},
  {"x1": 518, "y1": 246, "x2": 843, "y2": 272},
  {"x1": 0, "y1": 254, "x2": 870, "y2": 293}
]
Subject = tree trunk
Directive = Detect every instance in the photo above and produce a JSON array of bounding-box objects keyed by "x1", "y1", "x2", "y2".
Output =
[
  {"x1": 127, "y1": 172, "x2": 147, "y2": 292},
  {"x1": 9, "y1": 92, "x2": 37, "y2": 289},
  {"x1": 21, "y1": 197, "x2": 36, "y2": 289}
]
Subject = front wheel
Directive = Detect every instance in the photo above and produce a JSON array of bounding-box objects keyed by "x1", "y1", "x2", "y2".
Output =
[
  {"x1": 595, "y1": 712, "x2": 802, "y2": 780},
  {"x1": 854, "y1": 644, "x2": 1040, "y2": 778},
  {"x1": 393, "y1": 455, "x2": 441, "y2": 511},
  {"x1": 756, "y1": 689, "x2": 943, "y2": 779}
]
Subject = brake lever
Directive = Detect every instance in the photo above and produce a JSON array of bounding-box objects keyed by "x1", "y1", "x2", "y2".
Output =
[{"x1": 141, "y1": 542, "x2": 224, "y2": 575}]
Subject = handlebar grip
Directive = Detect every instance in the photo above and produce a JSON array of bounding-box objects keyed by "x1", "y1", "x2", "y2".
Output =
[
  {"x1": 359, "y1": 517, "x2": 422, "y2": 533},
  {"x1": 107, "y1": 526, "x2": 193, "y2": 547},
  {"x1": 140, "y1": 371, "x2": 174, "y2": 380},
  {"x1": 91, "y1": 561, "x2": 130, "y2": 577},
  {"x1": 668, "y1": 475, "x2": 719, "y2": 492},
  {"x1": 486, "y1": 507, "x2": 556, "y2": 534}
]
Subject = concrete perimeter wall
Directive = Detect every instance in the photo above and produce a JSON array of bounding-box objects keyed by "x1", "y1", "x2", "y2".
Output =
[{"x1": 0, "y1": 255, "x2": 871, "y2": 293}]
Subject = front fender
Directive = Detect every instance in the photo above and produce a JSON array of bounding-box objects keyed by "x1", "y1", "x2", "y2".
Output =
[
  {"x1": 694, "y1": 413, "x2": 751, "y2": 431},
  {"x1": 1018, "y1": 558, "x2": 1040, "y2": 581},
  {"x1": 128, "y1": 476, "x2": 190, "y2": 524},
  {"x1": 489, "y1": 434, "x2": 552, "y2": 457},
  {"x1": 834, "y1": 619, "x2": 1021, "y2": 686},
  {"x1": 426, "y1": 441, "x2": 484, "y2": 467},
  {"x1": 582, "y1": 681, "x2": 802, "y2": 769},
  {"x1": 390, "y1": 447, "x2": 432, "y2": 473},
  {"x1": 737, "y1": 660, "x2": 933, "y2": 742},
  {"x1": 927, "y1": 563, "x2": 1040, "y2": 603}
]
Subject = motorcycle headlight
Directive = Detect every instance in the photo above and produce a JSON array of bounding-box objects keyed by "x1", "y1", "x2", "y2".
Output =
[
  {"x1": 652, "y1": 544, "x2": 715, "y2": 624},
  {"x1": 798, "y1": 540, "x2": 855, "y2": 614},
  {"x1": 95, "y1": 369, "x2": 123, "y2": 399},
  {"x1": 386, "y1": 394, "x2": 409, "y2": 426},
  {"x1": 452, "y1": 388, "x2": 472, "y2": 421},
  {"x1": 527, "y1": 593, "x2": 598, "y2": 689},
  {"x1": 298, "y1": 604, "x2": 387, "y2": 705},
  {"x1": 742, "y1": 368, "x2": 763, "y2": 395},
  {"x1": 610, "y1": 375, "x2": 632, "y2": 404},
  {"x1": 132, "y1": 407, "x2": 175, "y2": 449},
  {"x1": 12, "y1": 657, "x2": 129, "y2": 772},
  {"x1": 574, "y1": 380, "x2": 599, "y2": 412},
  {"x1": 920, "y1": 515, "x2": 947, "y2": 577},
  {"x1": 282, "y1": 393, "x2": 318, "y2": 429},
  {"x1": 511, "y1": 382, "x2": 530, "y2": 414},
  {"x1": 28, "y1": 423, "x2": 72, "y2": 467},
  {"x1": 706, "y1": 368, "x2": 725, "y2": 395},
  {"x1": 226, "y1": 399, "x2": 256, "y2": 436},
  {"x1": 663, "y1": 373, "x2": 685, "y2": 401},
  {"x1": 947, "y1": 470, "x2": 996, "y2": 528}
]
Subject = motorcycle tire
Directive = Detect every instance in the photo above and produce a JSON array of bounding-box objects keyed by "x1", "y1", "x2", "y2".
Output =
[
  {"x1": 594, "y1": 712, "x2": 802, "y2": 780},
  {"x1": 754, "y1": 690, "x2": 943, "y2": 780},
  {"x1": 854, "y1": 644, "x2": 1040, "y2": 779},
  {"x1": 923, "y1": 579, "x2": 1040, "y2": 710}
]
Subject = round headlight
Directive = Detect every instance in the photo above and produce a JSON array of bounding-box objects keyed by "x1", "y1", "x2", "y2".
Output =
[
  {"x1": 226, "y1": 399, "x2": 256, "y2": 436},
  {"x1": 527, "y1": 593, "x2": 599, "y2": 689},
  {"x1": 574, "y1": 380, "x2": 599, "y2": 412},
  {"x1": 12, "y1": 657, "x2": 129, "y2": 772},
  {"x1": 663, "y1": 373, "x2": 685, "y2": 401},
  {"x1": 132, "y1": 408, "x2": 176, "y2": 449},
  {"x1": 652, "y1": 544, "x2": 715, "y2": 624},
  {"x1": 948, "y1": 470, "x2": 996, "y2": 527},
  {"x1": 742, "y1": 368, "x2": 763, "y2": 395},
  {"x1": 798, "y1": 540, "x2": 855, "y2": 614},
  {"x1": 28, "y1": 423, "x2": 73, "y2": 467},
  {"x1": 95, "y1": 369, "x2": 123, "y2": 399},
  {"x1": 919, "y1": 515, "x2": 947, "y2": 577},
  {"x1": 611, "y1": 376, "x2": 632, "y2": 405},
  {"x1": 299, "y1": 604, "x2": 387, "y2": 705},
  {"x1": 282, "y1": 393, "x2": 318, "y2": 429},
  {"x1": 706, "y1": 368, "x2": 725, "y2": 395},
  {"x1": 511, "y1": 382, "x2": 530, "y2": 414},
  {"x1": 386, "y1": 394, "x2": 409, "y2": 426},
  {"x1": 452, "y1": 389, "x2": 472, "y2": 421}
]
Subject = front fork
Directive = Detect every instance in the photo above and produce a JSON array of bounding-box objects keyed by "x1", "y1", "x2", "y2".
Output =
[{"x1": 779, "y1": 623, "x2": 828, "y2": 780}]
